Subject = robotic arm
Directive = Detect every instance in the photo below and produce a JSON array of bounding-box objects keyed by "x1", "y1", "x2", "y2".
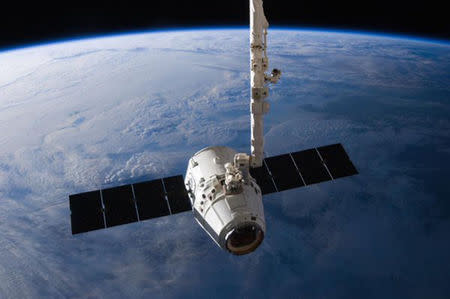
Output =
[
  {"x1": 225, "y1": 0, "x2": 280, "y2": 193},
  {"x1": 249, "y1": 0, "x2": 281, "y2": 168}
]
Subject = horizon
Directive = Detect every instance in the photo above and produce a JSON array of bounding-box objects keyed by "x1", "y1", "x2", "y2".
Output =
[{"x1": 2, "y1": 26, "x2": 449, "y2": 53}]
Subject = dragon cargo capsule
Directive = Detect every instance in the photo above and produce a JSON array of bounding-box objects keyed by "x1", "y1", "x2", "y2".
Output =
[{"x1": 184, "y1": 146, "x2": 265, "y2": 255}]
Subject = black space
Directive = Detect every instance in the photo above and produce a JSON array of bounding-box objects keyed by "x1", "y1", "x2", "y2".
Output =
[{"x1": 0, "y1": 0, "x2": 448, "y2": 50}]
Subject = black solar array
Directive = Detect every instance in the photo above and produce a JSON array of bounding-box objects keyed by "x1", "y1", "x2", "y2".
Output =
[
  {"x1": 69, "y1": 190, "x2": 105, "y2": 234},
  {"x1": 249, "y1": 163, "x2": 277, "y2": 194},
  {"x1": 251, "y1": 143, "x2": 358, "y2": 195},
  {"x1": 291, "y1": 148, "x2": 331, "y2": 184},
  {"x1": 163, "y1": 175, "x2": 192, "y2": 214},
  {"x1": 264, "y1": 154, "x2": 304, "y2": 191},
  {"x1": 102, "y1": 185, "x2": 138, "y2": 227},
  {"x1": 69, "y1": 144, "x2": 357, "y2": 234},
  {"x1": 317, "y1": 144, "x2": 358, "y2": 179},
  {"x1": 69, "y1": 175, "x2": 191, "y2": 234},
  {"x1": 133, "y1": 179, "x2": 169, "y2": 220}
]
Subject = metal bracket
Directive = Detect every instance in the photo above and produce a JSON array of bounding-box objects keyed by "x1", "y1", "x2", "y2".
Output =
[{"x1": 251, "y1": 87, "x2": 269, "y2": 100}]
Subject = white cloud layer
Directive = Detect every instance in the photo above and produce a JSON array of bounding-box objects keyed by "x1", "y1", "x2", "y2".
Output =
[{"x1": 0, "y1": 29, "x2": 449, "y2": 298}]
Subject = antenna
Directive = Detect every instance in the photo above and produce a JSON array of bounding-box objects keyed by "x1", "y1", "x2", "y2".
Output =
[{"x1": 249, "y1": 0, "x2": 281, "y2": 168}]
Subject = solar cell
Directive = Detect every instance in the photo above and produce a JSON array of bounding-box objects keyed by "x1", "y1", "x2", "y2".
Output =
[
  {"x1": 163, "y1": 175, "x2": 191, "y2": 214},
  {"x1": 68, "y1": 174, "x2": 193, "y2": 234},
  {"x1": 317, "y1": 144, "x2": 358, "y2": 178},
  {"x1": 291, "y1": 148, "x2": 332, "y2": 185},
  {"x1": 264, "y1": 154, "x2": 304, "y2": 191},
  {"x1": 102, "y1": 185, "x2": 138, "y2": 227},
  {"x1": 249, "y1": 164, "x2": 277, "y2": 195},
  {"x1": 133, "y1": 179, "x2": 170, "y2": 221},
  {"x1": 69, "y1": 190, "x2": 105, "y2": 234}
]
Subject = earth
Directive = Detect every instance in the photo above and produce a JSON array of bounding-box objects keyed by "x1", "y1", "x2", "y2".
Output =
[{"x1": 0, "y1": 29, "x2": 449, "y2": 298}]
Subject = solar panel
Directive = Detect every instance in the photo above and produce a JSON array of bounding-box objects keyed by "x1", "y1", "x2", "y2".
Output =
[
  {"x1": 102, "y1": 185, "x2": 138, "y2": 228},
  {"x1": 317, "y1": 144, "x2": 358, "y2": 178},
  {"x1": 264, "y1": 154, "x2": 304, "y2": 191},
  {"x1": 251, "y1": 143, "x2": 358, "y2": 196},
  {"x1": 291, "y1": 148, "x2": 332, "y2": 185},
  {"x1": 68, "y1": 143, "x2": 358, "y2": 235},
  {"x1": 163, "y1": 175, "x2": 192, "y2": 214},
  {"x1": 68, "y1": 174, "x2": 192, "y2": 234},
  {"x1": 69, "y1": 190, "x2": 105, "y2": 234},
  {"x1": 133, "y1": 179, "x2": 170, "y2": 221},
  {"x1": 249, "y1": 163, "x2": 277, "y2": 195}
]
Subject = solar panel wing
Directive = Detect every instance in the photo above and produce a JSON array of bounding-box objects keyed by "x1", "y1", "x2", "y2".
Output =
[
  {"x1": 69, "y1": 190, "x2": 105, "y2": 234},
  {"x1": 291, "y1": 148, "x2": 332, "y2": 185},
  {"x1": 317, "y1": 144, "x2": 358, "y2": 179},
  {"x1": 163, "y1": 175, "x2": 191, "y2": 214},
  {"x1": 249, "y1": 164, "x2": 277, "y2": 195},
  {"x1": 102, "y1": 185, "x2": 138, "y2": 227},
  {"x1": 133, "y1": 179, "x2": 170, "y2": 221},
  {"x1": 264, "y1": 154, "x2": 304, "y2": 191}
]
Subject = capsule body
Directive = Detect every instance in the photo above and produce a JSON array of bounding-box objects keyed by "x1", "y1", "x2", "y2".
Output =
[{"x1": 185, "y1": 146, "x2": 265, "y2": 255}]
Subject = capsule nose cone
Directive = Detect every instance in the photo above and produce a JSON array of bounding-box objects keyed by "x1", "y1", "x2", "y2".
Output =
[{"x1": 225, "y1": 223, "x2": 264, "y2": 255}]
